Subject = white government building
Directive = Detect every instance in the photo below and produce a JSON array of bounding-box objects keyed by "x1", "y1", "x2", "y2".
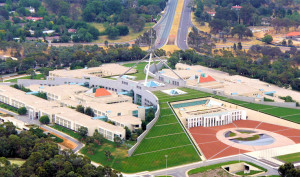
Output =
[{"x1": 171, "y1": 98, "x2": 247, "y2": 129}]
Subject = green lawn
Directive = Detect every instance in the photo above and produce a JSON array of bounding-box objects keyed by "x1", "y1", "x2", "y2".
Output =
[
  {"x1": 235, "y1": 134, "x2": 260, "y2": 141},
  {"x1": 50, "y1": 124, "x2": 81, "y2": 140},
  {"x1": 91, "y1": 22, "x2": 154, "y2": 43},
  {"x1": 236, "y1": 170, "x2": 262, "y2": 175},
  {"x1": 122, "y1": 62, "x2": 154, "y2": 80},
  {"x1": 80, "y1": 87, "x2": 204, "y2": 173},
  {"x1": 188, "y1": 161, "x2": 267, "y2": 175},
  {"x1": 212, "y1": 95, "x2": 300, "y2": 124},
  {"x1": 276, "y1": 152, "x2": 300, "y2": 163},
  {"x1": 5, "y1": 74, "x2": 45, "y2": 83},
  {"x1": 8, "y1": 158, "x2": 26, "y2": 166}
]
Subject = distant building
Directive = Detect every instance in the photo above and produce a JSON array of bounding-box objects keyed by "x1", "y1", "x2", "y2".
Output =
[
  {"x1": 206, "y1": 11, "x2": 216, "y2": 17},
  {"x1": 286, "y1": 32, "x2": 300, "y2": 41},
  {"x1": 0, "y1": 55, "x2": 18, "y2": 61},
  {"x1": 68, "y1": 29, "x2": 77, "y2": 33},
  {"x1": 231, "y1": 5, "x2": 242, "y2": 10},
  {"x1": 26, "y1": 7, "x2": 35, "y2": 13},
  {"x1": 42, "y1": 30, "x2": 55, "y2": 35},
  {"x1": 25, "y1": 16, "x2": 43, "y2": 21}
]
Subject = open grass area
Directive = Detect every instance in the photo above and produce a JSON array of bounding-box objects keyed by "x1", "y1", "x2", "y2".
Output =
[
  {"x1": 212, "y1": 95, "x2": 300, "y2": 124},
  {"x1": 188, "y1": 161, "x2": 267, "y2": 175},
  {"x1": 50, "y1": 124, "x2": 81, "y2": 140},
  {"x1": 236, "y1": 170, "x2": 262, "y2": 175},
  {"x1": 91, "y1": 22, "x2": 154, "y2": 43},
  {"x1": 122, "y1": 62, "x2": 157, "y2": 80},
  {"x1": 8, "y1": 158, "x2": 26, "y2": 166},
  {"x1": 276, "y1": 152, "x2": 300, "y2": 163},
  {"x1": 5, "y1": 74, "x2": 45, "y2": 83}
]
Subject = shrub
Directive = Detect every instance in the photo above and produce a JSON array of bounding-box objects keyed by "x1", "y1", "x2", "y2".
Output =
[
  {"x1": 39, "y1": 115, "x2": 50, "y2": 124},
  {"x1": 17, "y1": 107, "x2": 27, "y2": 115}
]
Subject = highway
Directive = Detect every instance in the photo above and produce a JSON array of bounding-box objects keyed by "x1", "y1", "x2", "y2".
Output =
[
  {"x1": 153, "y1": 0, "x2": 178, "y2": 49},
  {"x1": 176, "y1": 0, "x2": 192, "y2": 50}
]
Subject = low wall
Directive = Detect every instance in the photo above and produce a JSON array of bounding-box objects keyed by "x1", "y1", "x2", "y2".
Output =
[{"x1": 128, "y1": 97, "x2": 160, "y2": 156}]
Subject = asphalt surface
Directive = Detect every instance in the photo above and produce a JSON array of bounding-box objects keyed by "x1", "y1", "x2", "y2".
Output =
[
  {"x1": 139, "y1": 154, "x2": 279, "y2": 177},
  {"x1": 0, "y1": 108, "x2": 84, "y2": 153},
  {"x1": 176, "y1": 0, "x2": 192, "y2": 50},
  {"x1": 153, "y1": 0, "x2": 178, "y2": 49}
]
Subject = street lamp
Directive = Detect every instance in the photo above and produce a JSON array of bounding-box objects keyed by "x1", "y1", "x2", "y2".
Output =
[{"x1": 165, "y1": 155, "x2": 168, "y2": 176}]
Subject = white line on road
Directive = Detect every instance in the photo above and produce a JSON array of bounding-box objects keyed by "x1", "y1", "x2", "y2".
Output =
[{"x1": 133, "y1": 144, "x2": 192, "y2": 156}]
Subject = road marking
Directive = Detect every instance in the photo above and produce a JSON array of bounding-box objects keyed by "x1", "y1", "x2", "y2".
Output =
[
  {"x1": 273, "y1": 128, "x2": 291, "y2": 133},
  {"x1": 133, "y1": 144, "x2": 192, "y2": 156},
  {"x1": 197, "y1": 140, "x2": 220, "y2": 145}
]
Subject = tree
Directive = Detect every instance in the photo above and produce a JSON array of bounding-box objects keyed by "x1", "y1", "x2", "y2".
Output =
[
  {"x1": 84, "y1": 107, "x2": 94, "y2": 117},
  {"x1": 26, "y1": 68, "x2": 36, "y2": 79},
  {"x1": 17, "y1": 107, "x2": 27, "y2": 115},
  {"x1": 233, "y1": 43, "x2": 237, "y2": 51},
  {"x1": 76, "y1": 105, "x2": 84, "y2": 113},
  {"x1": 104, "y1": 40, "x2": 109, "y2": 47},
  {"x1": 262, "y1": 35, "x2": 273, "y2": 44},
  {"x1": 78, "y1": 127, "x2": 88, "y2": 138},
  {"x1": 104, "y1": 150, "x2": 112, "y2": 161},
  {"x1": 278, "y1": 163, "x2": 296, "y2": 177},
  {"x1": 114, "y1": 136, "x2": 122, "y2": 147},
  {"x1": 106, "y1": 26, "x2": 119, "y2": 40},
  {"x1": 145, "y1": 108, "x2": 155, "y2": 123},
  {"x1": 282, "y1": 40, "x2": 287, "y2": 46},
  {"x1": 116, "y1": 26, "x2": 129, "y2": 36},
  {"x1": 209, "y1": 19, "x2": 228, "y2": 34},
  {"x1": 39, "y1": 115, "x2": 50, "y2": 124},
  {"x1": 237, "y1": 42, "x2": 242, "y2": 50},
  {"x1": 288, "y1": 39, "x2": 293, "y2": 46},
  {"x1": 125, "y1": 127, "x2": 131, "y2": 140}
]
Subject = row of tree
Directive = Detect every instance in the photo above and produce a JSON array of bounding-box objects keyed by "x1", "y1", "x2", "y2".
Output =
[{"x1": 0, "y1": 122, "x2": 121, "y2": 176}]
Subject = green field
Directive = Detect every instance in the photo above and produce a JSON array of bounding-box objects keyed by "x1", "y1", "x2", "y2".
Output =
[
  {"x1": 8, "y1": 158, "x2": 26, "y2": 166},
  {"x1": 50, "y1": 124, "x2": 81, "y2": 140},
  {"x1": 90, "y1": 22, "x2": 154, "y2": 43},
  {"x1": 236, "y1": 170, "x2": 262, "y2": 175},
  {"x1": 5, "y1": 74, "x2": 45, "y2": 83},
  {"x1": 122, "y1": 62, "x2": 155, "y2": 80},
  {"x1": 276, "y1": 152, "x2": 300, "y2": 163},
  {"x1": 80, "y1": 88, "x2": 207, "y2": 173},
  {"x1": 212, "y1": 96, "x2": 300, "y2": 124}
]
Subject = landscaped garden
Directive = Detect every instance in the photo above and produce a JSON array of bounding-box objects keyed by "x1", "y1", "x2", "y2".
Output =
[{"x1": 188, "y1": 161, "x2": 267, "y2": 176}]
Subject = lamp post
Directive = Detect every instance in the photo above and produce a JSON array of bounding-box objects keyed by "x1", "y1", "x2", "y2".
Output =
[{"x1": 165, "y1": 155, "x2": 168, "y2": 176}]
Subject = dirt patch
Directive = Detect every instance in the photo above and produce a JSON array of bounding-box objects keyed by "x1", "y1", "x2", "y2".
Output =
[
  {"x1": 40, "y1": 127, "x2": 77, "y2": 149},
  {"x1": 189, "y1": 168, "x2": 233, "y2": 177}
]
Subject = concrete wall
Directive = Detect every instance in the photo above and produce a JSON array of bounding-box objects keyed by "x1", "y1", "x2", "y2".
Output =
[{"x1": 128, "y1": 103, "x2": 160, "y2": 156}]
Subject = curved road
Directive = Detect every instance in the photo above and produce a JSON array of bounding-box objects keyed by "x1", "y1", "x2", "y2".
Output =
[
  {"x1": 141, "y1": 154, "x2": 279, "y2": 177},
  {"x1": 176, "y1": 0, "x2": 192, "y2": 50}
]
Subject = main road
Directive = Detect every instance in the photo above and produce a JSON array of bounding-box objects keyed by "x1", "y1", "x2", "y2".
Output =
[
  {"x1": 153, "y1": 0, "x2": 178, "y2": 49},
  {"x1": 176, "y1": 0, "x2": 192, "y2": 50}
]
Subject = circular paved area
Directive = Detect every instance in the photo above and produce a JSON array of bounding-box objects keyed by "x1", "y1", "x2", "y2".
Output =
[
  {"x1": 189, "y1": 120, "x2": 300, "y2": 160},
  {"x1": 216, "y1": 128, "x2": 295, "y2": 151}
]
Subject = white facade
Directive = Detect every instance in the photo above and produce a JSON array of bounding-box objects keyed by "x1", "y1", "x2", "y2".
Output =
[{"x1": 186, "y1": 110, "x2": 246, "y2": 128}]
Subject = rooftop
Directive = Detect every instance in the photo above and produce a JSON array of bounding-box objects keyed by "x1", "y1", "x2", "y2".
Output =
[
  {"x1": 109, "y1": 115, "x2": 142, "y2": 125},
  {"x1": 286, "y1": 32, "x2": 300, "y2": 37}
]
